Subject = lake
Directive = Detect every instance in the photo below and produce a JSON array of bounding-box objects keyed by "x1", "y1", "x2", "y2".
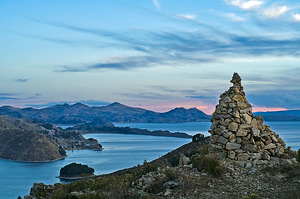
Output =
[{"x1": 0, "y1": 122, "x2": 299, "y2": 199}]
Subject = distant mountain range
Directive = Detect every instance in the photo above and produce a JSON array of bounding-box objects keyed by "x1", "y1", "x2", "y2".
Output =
[
  {"x1": 0, "y1": 102, "x2": 211, "y2": 124},
  {"x1": 254, "y1": 110, "x2": 300, "y2": 121},
  {"x1": 0, "y1": 102, "x2": 299, "y2": 124}
]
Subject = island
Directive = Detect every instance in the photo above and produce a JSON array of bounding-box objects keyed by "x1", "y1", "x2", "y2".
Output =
[{"x1": 58, "y1": 163, "x2": 95, "y2": 180}]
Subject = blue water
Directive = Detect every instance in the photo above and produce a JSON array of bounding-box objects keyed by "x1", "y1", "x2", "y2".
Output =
[
  {"x1": 0, "y1": 134, "x2": 190, "y2": 199},
  {"x1": 115, "y1": 121, "x2": 300, "y2": 150},
  {"x1": 0, "y1": 122, "x2": 299, "y2": 199},
  {"x1": 114, "y1": 122, "x2": 211, "y2": 137}
]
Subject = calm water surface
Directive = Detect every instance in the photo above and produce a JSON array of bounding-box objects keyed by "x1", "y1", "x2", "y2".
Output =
[{"x1": 1, "y1": 122, "x2": 299, "y2": 199}]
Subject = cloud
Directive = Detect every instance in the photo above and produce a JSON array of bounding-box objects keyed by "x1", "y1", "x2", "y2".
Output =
[
  {"x1": 264, "y1": 5, "x2": 289, "y2": 18},
  {"x1": 56, "y1": 56, "x2": 164, "y2": 72},
  {"x1": 153, "y1": 0, "x2": 161, "y2": 9},
  {"x1": 15, "y1": 78, "x2": 29, "y2": 83},
  {"x1": 247, "y1": 92, "x2": 300, "y2": 109},
  {"x1": 0, "y1": 93, "x2": 20, "y2": 101},
  {"x1": 177, "y1": 14, "x2": 197, "y2": 20},
  {"x1": 222, "y1": 13, "x2": 246, "y2": 21},
  {"x1": 225, "y1": 0, "x2": 264, "y2": 10},
  {"x1": 293, "y1": 14, "x2": 300, "y2": 22},
  {"x1": 31, "y1": 20, "x2": 300, "y2": 72}
]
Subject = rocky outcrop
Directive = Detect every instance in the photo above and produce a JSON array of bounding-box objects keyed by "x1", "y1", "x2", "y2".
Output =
[
  {"x1": 209, "y1": 73, "x2": 289, "y2": 163},
  {"x1": 0, "y1": 115, "x2": 102, "y2": 162}
]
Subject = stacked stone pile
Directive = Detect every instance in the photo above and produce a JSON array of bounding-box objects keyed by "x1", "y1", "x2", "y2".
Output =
[{"x1": 209, "y1": 73, "x2": 287, "y2": 162}]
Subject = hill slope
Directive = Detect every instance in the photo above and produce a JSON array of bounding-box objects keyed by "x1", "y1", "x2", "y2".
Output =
[
  {"x1": 0, "y1": 116, "x2": 66, "y2": 162},
  {"x1": 0, "y1": 115, "x2": 102, "y2": 162}
]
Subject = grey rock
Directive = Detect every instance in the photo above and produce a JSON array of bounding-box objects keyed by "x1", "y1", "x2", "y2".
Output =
[
  {"x1": 217, "y1": 136, "x2": 228, "y2": 145},
  {"x1": 265, "y1": 143, "x2": 276, "y2": 149},
  {"x1": 262, "y1": 152, "x2": 270, "y2": 160},
  {"x1": 243, "y1": 144, "x2": 256, "y2": 152},
  {"x1": 251, "y1": 128, "x2": 260, "y2": 137},
  {"x1": 228, "y1": 150, "x2": 236, "y2": 159},
  {"x1": 236, "y1": 128, "x2": 248, "y2": 137},
  {"x1": 226, "y1": 142, "x2": 241, "y2": 150},
  {"x1": 237, "y1": 153, "x2": 249, "y2": 161},
  {"x1": 163, "y1": 181, "x2": 183, "y2": 189},
  {"x1": 228, "y1": 122, "x2": 238, "y2": 132}
]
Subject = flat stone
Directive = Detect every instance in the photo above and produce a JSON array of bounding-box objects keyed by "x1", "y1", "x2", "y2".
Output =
[
  {"x1": 232, "y1": 95, "x2": 246, "y2": 102},
  {"x1": 228, "y1": 134, "x2": 236, "y2": 142},
  {"x1": 240, "y1": 107, "x2": 252, "y2": 114},
  {"x1": 245, "y1": 162, "x2": 252, "y2": 168},
  {"x1": 251, "y1": 119, "x2": 257, "y2": 128},
  {"x1": 212, "y1": 135, "x2": 220, "y2": 142},
  {"x1": 228, "y1": 122, "x2": 238, "y2": 132},
  {"x1": 251, "y1": 128, "x2": 260, "y2": 137},
  {"x1": 224, "y1": 96, "x2": 231, "y2": 103},
  {"x1": 228, "y1": 150, "x2": 236, "y2": 159},
  {"x1": 265, "y1": 139, "x2": 272, "y2": 145},
  {"x1": 242, "y1": 114, "x2": 252, "y2": 124},
  {"x1": 231, "y1": 111, "x2": 240, "y2": 118},
  {"x1": 223, "y1": 131, "x2": 232, "y2": 138},
  {"x1": 236, "y1": 128, "x2": 248, "y2": 137},
  {"x1": 229, "y1": 102, "x2": 236, "y2": 108},
  {"x1": 250, "y1": 153, "x2": 262, "y2": 160},
  {"x1": 262, "y1": 152, "x2": 270, "y2": 160},
  {"x1": 239, "y1": 124, "x2": 251, "y2": 129},
  {"x1": 214, "y1": 114, "x2": 232, "y2": 120},
  {"x1": 265, "y1": 143, "x2": 276, "y2": 149},
  {"x1": 243, "y1": 144, "x2": 256, "y2": 152},
  {"x1": 271, "y1": 135, "x2": 278, "y2": 143},
  {"x1": 237, "y1": 101, "x2": 249, "y2": 109},
  {"x1": 226, "y1": 142, "x2": 241, "y2": 150},
  {"x1": 237, "y1": 153, "x2": 249, "y2": 161},
  {"x1": 217, "y1": 136, "x2": 228, "y2": 145}
]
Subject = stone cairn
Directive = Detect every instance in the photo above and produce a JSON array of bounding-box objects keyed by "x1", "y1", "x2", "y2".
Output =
[{"x1": 209, "y1": 73, "x2": 286, "y2": 162}]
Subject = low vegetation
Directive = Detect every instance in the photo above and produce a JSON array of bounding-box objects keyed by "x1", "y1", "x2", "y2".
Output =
[{"x1": 191, "y1": 145, "x2": 223, "y2": 176}]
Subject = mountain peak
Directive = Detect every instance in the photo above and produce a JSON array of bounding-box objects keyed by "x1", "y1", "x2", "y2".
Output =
[
  {"x1": 71, "y1": 103, "x2": 90, "y2": 108},
  {"x1": 107, "y1": 102, "x2": 127, "y2": 107}
]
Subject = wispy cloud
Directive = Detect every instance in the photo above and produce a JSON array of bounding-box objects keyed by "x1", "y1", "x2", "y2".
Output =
[
  {"x1": 264, "y1": 5, "x2": 289, "y2": 18},
  {"x1": 225, "y1": 0, "x2": 264, "y2": 10},
  {"x1": 177, "y1": 14, "x2": 197, "y2": 20},
  {"x1": 222, "y1": 13, "x2": 246, "y2": 21},
  {"x1": 30, "y1": 20, "x2": 300, "y2": 73},
  {"x1": 152, "y1": 0, "x2": 161, "y2": 9},
  {"x1": 15, "y1": 78, "x2": 29, "y2": 83},
  {"x1": 0, "y1": 93, "x2": 20, "y2": 101}
]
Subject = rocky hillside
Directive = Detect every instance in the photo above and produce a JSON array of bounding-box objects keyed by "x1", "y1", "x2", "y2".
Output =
[
  {"x1": 20, "y1": 73, "x2": 300, "y2": 199},
  {"x1": 0, "y1": 115, "x2": 102, "y2": 162},
  {"x1": 0, "y1": 116, "x2": 66, "y2": 162},
  {"x1": 0, "y1": 102, "x2": 210, "y2": 124}
]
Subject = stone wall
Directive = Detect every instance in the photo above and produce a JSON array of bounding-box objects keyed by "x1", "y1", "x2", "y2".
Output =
[{"x1": 209, "y1": 73, "x2": 286, "y2": 162}]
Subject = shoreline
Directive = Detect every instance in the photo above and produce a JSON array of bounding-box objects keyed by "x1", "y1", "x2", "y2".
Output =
[{"x1": 0, "y1": 155, "x2": 68, "y2": 163}]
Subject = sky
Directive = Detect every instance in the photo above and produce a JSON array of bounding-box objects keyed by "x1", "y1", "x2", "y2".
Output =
[{"x1": 1, "y1": 0, "x2": 300, "y2": 114}]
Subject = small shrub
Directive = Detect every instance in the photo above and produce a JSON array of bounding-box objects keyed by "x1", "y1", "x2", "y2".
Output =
[
  {"x1": 199, "y1": 145, "x2": 209, "y2": 156},
  {"x1": 191, "y1": 153, "x2": 223, "y2": 177},
  {"x1": 297, "y1": 149, "x2": 300, "y2": 162},
  {"x1": 284, "y1": 146, "x2": 298, "y2": 158},
  {"x1": 145, "y1": 177, "x2": 165, "y2": 194},
  {"x1": 243, "y1": 193, "x2": 259, "y2": 199},
  {"x1": 164, "y1": 167, "x2": 177, "y2": 181}
]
